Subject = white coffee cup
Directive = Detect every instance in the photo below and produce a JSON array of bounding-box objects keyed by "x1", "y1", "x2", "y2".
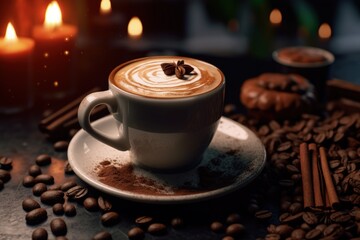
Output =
[{"x1": 78, "y1": 56, "x2": 225, "y2": 171}]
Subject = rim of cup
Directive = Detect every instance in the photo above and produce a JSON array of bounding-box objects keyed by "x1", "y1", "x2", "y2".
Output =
[{"x1": 272, "y1": 46, "x2": 335, "y2": 68}]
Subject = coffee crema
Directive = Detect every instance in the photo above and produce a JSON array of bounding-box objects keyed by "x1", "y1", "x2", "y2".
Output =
[{"x1": 112, "y1": 56, "x2": 224, "y2": 98}]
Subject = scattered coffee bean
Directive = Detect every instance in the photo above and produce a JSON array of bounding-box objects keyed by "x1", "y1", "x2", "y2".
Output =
[
  {"x1": 289, "y1": 202, "x2": 302, "y2": 214},
  {"x1": 275, "y1": 224, "x2": 293, "y2": 238},
  {"x1": 83, "y1": 197, "x2": 98, "y2": 212},
  {"x1": 23, "y1": 175, "x2": 35, "y2": 187},
  {"x1": 63, "y1": 203, "x2": 76, "y2": 217},
  {"x1": 135, "y1": 216, "x2": 153, "y2": 228},
  {"x1": 32, "y1": 183, "x2": 47, "y2": 196},
  {"x1": 171, "y1": 217, "x2": 184, "y2": 229},
  {"x1": 50, "y1": 218, "x2": 67, "y2": 236},
  {"x1": 147, "y1": 223, "x2": 167, "y2": 235},
  {"x1": 22, "y1": 197, "x2": 41, "y2": 212},
  {"x1": 225, "y1": 223, "x2": 245, "y2": 237},
  {"x1": 305, "y1": 228, "x2": 322, "y2": 240},
  {"x1": 54, "y1": 141, "x2": 69, "y2": 151},
  {"x1": 291, "y1": 228, "x2": 306, "y2": 240},
  {"x1": 255, "y1": 210, "x2": 272, "y2": 220},
  {"x1": 98, "y1": 196, "x2": 112, "y2": 212},
  {"x1": 302, "y1": 211, "x2": 318, "y2": 225},
  {"x1": 34, "y1": 174, "x2": 54, "y2": 185},
  {"x1": 66, "y1": 185, "x2": 88, "y2": 200},
  {"x1": 127, "y1": 227, "x2": 144, "y2": 240},
  {"x1": 0, "y1": 169, "x2": 10, "y2": 183},
  {"x1": 26, "y1": 208, "x2": 47, "y2": 225},
  {"x1": 330, "y1": 211, "x2": 352, "y2": 223},
  {"x1": 101, "y1": 211, "x2": 120, "y2": 226},
  {"x1": 48, "y1": 184, "x2": 61, "y2": 191},
  {"x1": 0, "y1": 156, "x2": 12, "y2": 170},
  {"x1": 265, "y1": 233, "x2": 281, "y2": 240},
  {"x1": 40, "y1": 190, "x2": 64, "y2": 205},
  {"x1": 28, "y1": 165, "x2": 42, "y2": 177},
  {"x1": 226, "y1": 213, "x2": 241, "y2": 224},
  {"x1": 210, "y1": 221, "x2": 224, "y2": 233},
  {"x1": 323, "y1": 223, "x2": 344, "y2": 237},
  {"x1": 53, "y1": 203, "x2": 64, "y2": 215},
  {"x1": 35, "y1": 154, "x2": 51, "y2": 166},
  {"x1": 60, "y1": 180, "x2": 77, "y2": 192},
  {"x1": 64, "y1": 161, "x2": 73, "y2": 174},
  {"x1": 93, "y1": 231, "x2": 112, "y2": 240},
  {"x1": 32, "y1": 227, "x2": 48, "y2": 240}
]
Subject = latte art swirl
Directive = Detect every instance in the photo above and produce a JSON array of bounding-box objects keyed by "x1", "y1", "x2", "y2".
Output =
[{"x1": 113, "y1": 57, "x2": 223, "y2": 98}]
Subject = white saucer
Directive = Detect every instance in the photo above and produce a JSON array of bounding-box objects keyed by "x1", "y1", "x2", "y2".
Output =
[{"x1": 68, "y1": 115, "x2": 266, "y2": 204}]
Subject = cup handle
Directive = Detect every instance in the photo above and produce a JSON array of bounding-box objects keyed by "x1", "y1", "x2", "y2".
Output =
[{"x1": 78, "y1": 90, "x2": 130, "y2": 151}]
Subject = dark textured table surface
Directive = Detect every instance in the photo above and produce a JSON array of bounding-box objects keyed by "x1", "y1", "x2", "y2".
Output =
[{"x1": 1, "y1": 53, "x2": 360, "y2": 240}]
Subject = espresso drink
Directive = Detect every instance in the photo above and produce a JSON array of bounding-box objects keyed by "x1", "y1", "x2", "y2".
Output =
[{"x1": 112, "y1": 56, "x2": 224, "y2": 98}]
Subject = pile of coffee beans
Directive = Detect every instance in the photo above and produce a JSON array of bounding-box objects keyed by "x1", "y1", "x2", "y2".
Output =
[{"x1": 226, "y1": 106, "x2": 360, "y2": 239}]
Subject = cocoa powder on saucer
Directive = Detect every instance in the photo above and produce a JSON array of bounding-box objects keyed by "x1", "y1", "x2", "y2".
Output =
[{"x1": 95, "y1": 159, "x2": 238, "y2": 196}]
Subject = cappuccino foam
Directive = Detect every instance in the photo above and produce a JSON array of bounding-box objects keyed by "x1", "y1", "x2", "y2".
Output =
[{"x1": 112, "y1": 57, "x2": 224, "y2": 98}]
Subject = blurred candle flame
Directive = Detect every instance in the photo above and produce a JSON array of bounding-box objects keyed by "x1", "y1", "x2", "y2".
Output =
[
  {"x1": 270, "y1": 8, "x2": 282, "y2": 25},
  {"x1": 128, "y1": 16, "x2": 143, "y2": 39},
  {"x1": 5, "y1": 22, "x2": 17, "y2": 41},
  {"x1": 100, "y1": 0, "x2": 112, "y2": 15},
  {"x1": 45, "y1": 1, "x2": 62, "y2": 29},
  {"x1": 318, "y1": 23, "x2": 332, "y2": 39}
]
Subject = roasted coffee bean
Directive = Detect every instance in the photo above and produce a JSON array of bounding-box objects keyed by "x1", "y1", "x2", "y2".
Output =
[
  {"x1": 32, "y1": 183, "x2": 47, "y2": 196},
  {"x1": 93, "y1": 231, "x2": 112, "y2": 240},
  {"x1": 32, "y1": 227, "x2": 48, "y2": 240},
  {"x1": 300, "y1": 223, "x2": 311, "y2": 231},
  {"x1": 0, "y1": 179, "x2": 3, "y2": 190},
  {"x1": 60, "y1": 181, "x2": 77, "y2": 192},
  {"x1": 330, "y1": 211, "x2": 352, "y2": 223},
  {"x1": 127, "y1": 227, "x2": 144, "y2": 240},
  {"x1": 40, "y1": 190, "x2": 64, "y2": 205},
  {"x1": 135, "y1": 216, "x2": 153, "y2": 228},
  {"x1": 289, "y1": 202, "x2": 302, "y2": 214},
  {"x1": 98, "y1": 196, "x2": 112, "y2": 212},
  {"x1": 278, "y1": 179, "x2": 294, "y2": 187},
  {"x1": 330, "y1": 160, "x2": 341, "y2": 169},
  {"x1": 281, "y1": 212, "x2": 304, "y2": 224},
  {"x1": 225, "y1": 223, "x2": 245, "y2": 236},
  {"x1": 302, "y1": 211, "x2": 318, "y2": 225},
  {"x1": 0, "y1": 169, "x2": 10, "y2": 183},
  {"x1": 23, "y1": 175, "x2": 35, "y2": 187},
  {"x1": 53, "y1": 203, "x2": 64, "y2": 215},
  {"x1": 277, "y1": 142, "x2": 292, "y2": 152},
  {"x1": 26, "y1": 208, "x2": 47, "y2": 225},
  {"x1": 171, "y1": 217, "x2": 184, "y2": 228},
  {"x1": 64, "y1": 161, "x2": 73, "y2": 174},
  {"x1": 269, "y1": 121, "x2": 281, "y2": 131},
  {"x1": 35, "y1": 154, "x2": 51, "y2": 166},
  {"x1": 83, "y1": 197, "x2": 98, "y2": 212},
  {"x1": 226, "y1": 213, "x2": 241, "y2": 224},
  {"x1": 48, "y1": 184, "x2": 61, "y2": 191},
  {"x1": 147, "y1": 223, "x2": 167, "y2": 235},
  {"x1": 264, "y1": 233, "x2": 281, "y2": 240},
  {"x1": 101, "y1": 211, "x2": 120, "y2": 226},
  {"x1": 314, "y1": 133, "x2": 326, "y2": 144},
  {"x1": 0, "y1": 157, "x2": 12, "y2": 169},
  {"x1": 275, "y1": 224, "x2": 293, "y2": 238},
  {"x1": 50, "y1": 218, "x2": 67, "y2": 236},
  {"x1": 305, "y1": 228, "x2": 322, "y2": 240},
  {"x1": 255, "y1": 210, "x2": 272, "y2": 220},
  {"x1": 28, "y1": 165, "x2": 42, "y2": 177},
  {"x1": 323, "y1": 223, "x2": 344, "y2": 237},
  {"x1": 66, "y1": 185, "x2": 88, "y2": 200},
  {"x1": 34, "y1": 174, "x2": 54, "y2": 185},
  {"x1": 22, "y1": 197, "x2": 41, "y2": 212},
  {"x1": 54, "y1": 141, "x2": 69, "y2": 151},
  {"x1": 348, "y1": 150, "x2": 358, "y2": 159},
  {"x1": 291, "y1": 228, "x2": 306, "y2": 240},
  {"x1": 63, "y1": 203, "x2": 76, "y2": 217},
  {"x1": 211, "y1": 221, "x2": 224, "y2": 233}
]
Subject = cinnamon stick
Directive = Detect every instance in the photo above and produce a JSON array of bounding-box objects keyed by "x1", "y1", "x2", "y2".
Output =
[
  {"x1": 319, "y1": 147, "x2": 340, "y2": 209},
  {"x1": 308, "y1": 143, "x2": 324, "y2": 208},
  {"x1": 299, "y1": 143, "x2": 314, "y2": 209},
  {"x1": 39, "y1": 87, "x2": 101, "y2": 132}
]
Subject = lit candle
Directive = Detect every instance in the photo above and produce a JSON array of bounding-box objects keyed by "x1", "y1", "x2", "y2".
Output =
[
  {"x1": 318, "y1": 23, "x2": 332, "y2": 40},
  {"x1": 0, "y1": 22, "x2": 34, "y2": 114},
  {"x1": 91, "y1": 0, "x2": 125, "y2": 40},
  {"x1": 269, "y1": 8, "x2": 282, "y2": 26},
  {"x1": 128, "y1": 16, "x2": 143, "y2": 40},
  {"x1": 32, "y1": 1, "x2": 78, "y2": 101}
]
